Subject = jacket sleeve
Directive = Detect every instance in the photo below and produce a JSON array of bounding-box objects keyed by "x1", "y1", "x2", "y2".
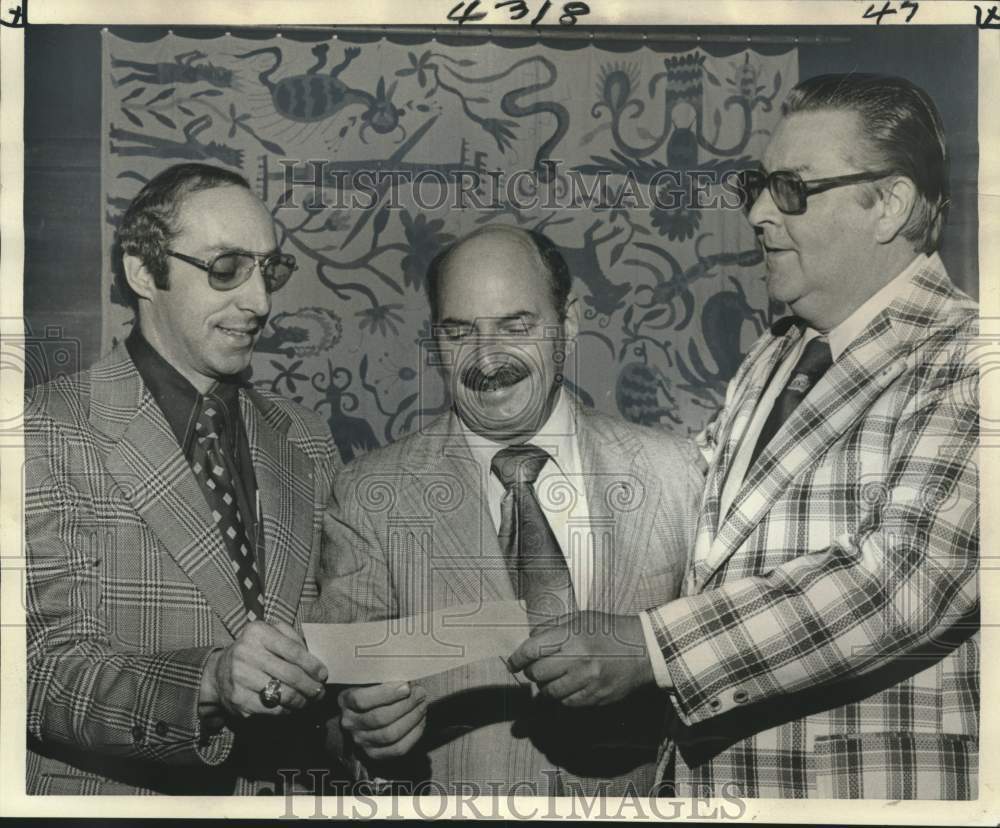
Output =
[
  {"x1": 295, "y1": 411, "x2": 344, "y2": 623},
  {"x1": 310, "y1": 462, "x2": 399, "y2": 626},
  {"x1": 311, "y1": 460, "x2": 403, "y2": 783},
  {"x1": 24, "y1": 408, "x2": 233, "y2": 766},
  {"x1": 645, "y1": 333, "x2": 979, "y2": 726}
]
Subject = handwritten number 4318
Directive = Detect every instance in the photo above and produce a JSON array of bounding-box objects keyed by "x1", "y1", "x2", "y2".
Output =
[{"x1": 448, "y1": 1, "x2": 591, "y2": 25}]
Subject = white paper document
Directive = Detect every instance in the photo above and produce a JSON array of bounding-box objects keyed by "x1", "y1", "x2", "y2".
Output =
[{"x1": 303, "y1": 600, "x2": 532, "y2": 684}]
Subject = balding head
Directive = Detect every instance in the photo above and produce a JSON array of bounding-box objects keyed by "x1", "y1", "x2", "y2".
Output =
[{"x1": 427, "y1": 225, "x2": 571, "y2": 323}]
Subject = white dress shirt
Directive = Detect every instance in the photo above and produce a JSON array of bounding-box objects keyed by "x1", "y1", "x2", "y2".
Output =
[
  {"x1": 640, "y1": 253, "x2": 932, "y2": 688},
  {"x1": 459, "y1": 389, "x2": 594, "y2": 610}
]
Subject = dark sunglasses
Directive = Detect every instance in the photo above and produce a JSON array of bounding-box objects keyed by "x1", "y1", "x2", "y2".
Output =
[
  {"x1": 166, "y1": 248, "x2": 297, "y2": 293},
  {"x1": 735, "y1": 168, "x2": 894, "y2": 216}
]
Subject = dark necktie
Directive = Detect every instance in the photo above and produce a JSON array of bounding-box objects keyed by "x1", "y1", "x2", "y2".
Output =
[
  {"x1": 191, "y1": 399, "x2": 265, "y2": 621},
  {"x1": 491, "y1": 444, "x2": 577, "y2": 623},
  {"x1": 749, "y1": 335, "x2": 834, "y2": 469}
]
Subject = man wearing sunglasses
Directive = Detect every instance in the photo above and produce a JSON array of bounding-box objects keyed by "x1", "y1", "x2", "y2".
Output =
[
  {"x1": 510, "y1": 74, "x2": 979, "y2": 799},
  {"x1": 24, "y1": 163, "x2": 340, "y2": 794}
]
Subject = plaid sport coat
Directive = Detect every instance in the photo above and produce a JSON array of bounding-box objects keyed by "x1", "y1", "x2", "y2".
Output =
[
  {"x1": 647, "y1": 254, "x2": 979, "y2": 799},
  {"x1": 24, "y1": 343, "x2": 340, "y2": 795},
  {"x1": 312, "y1": 404, "x2": 704, "y2": 796}
]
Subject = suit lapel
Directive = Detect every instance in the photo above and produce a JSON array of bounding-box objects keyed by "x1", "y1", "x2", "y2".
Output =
[
  {"x1": 396, "y1": 413, "x2": 516, "y2": 606},
  {"x1": 243, "y1": 389, "x2": 315, "y2": 628},
  {"x1": 699, "y1": 306, "x2": 915, "y2": 586},
  {"x1": 418, "y1": 404, "x2": 659, "y2": 613},
  {"x1": 700, "y1": 331, "x2": 800, "y2": 545},
  {"x1": 95, "y1": 348, "x2": 249, "y2": 639},
  {"x1": 576, "y1": 408, "x2": 653, "y2": 614}
]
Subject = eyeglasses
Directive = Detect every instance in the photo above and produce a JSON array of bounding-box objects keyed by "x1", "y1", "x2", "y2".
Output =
[
  {"x1": 165, "y1": 248, "x2": 297, "y2": 293},
  {"x1": 735, "y1": 168, "x2": 895, "y2": 216}
]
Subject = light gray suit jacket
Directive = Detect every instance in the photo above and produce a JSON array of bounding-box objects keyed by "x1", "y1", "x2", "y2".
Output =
[{"x1": 313, "y1": 402, "x2": 703, "y2": 795}]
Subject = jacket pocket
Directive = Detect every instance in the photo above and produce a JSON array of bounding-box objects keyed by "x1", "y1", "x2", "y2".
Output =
[{"x1": 812, "y1": 732, "x2": 977, "y2": 800}]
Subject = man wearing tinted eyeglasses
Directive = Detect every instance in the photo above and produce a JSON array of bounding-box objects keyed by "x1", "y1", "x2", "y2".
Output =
[
  {"x1": 509, "y1": 74, "x2": 979, "y2": 799},
  {"x1": 24, "y1": 163, "x2": 340, "y2": 794}
]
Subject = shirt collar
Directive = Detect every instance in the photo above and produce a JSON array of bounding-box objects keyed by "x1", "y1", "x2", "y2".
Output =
[
  {"x1": 125, "y1": 327, "x2": 243, "y2": 450},
  {"x1": 819, "y1": 253, "x2": 933, "y2": 359},
  {"x1": 458, "y1": 388, "x2": 581, "y2": 485}
]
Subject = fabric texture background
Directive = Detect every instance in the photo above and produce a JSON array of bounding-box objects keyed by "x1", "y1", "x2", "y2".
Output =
[{"x1": 100, "y1": 32, "x2": 796, "y2": 462}]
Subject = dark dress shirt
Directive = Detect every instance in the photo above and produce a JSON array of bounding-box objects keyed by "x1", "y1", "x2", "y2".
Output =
[{"x1": 125, "y1": 328, "x2": 265, "y2": 581}]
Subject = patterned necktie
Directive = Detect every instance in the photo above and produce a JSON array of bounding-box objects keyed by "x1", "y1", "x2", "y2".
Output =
[
  {"x1": 491, "y1": 444, "x2": 577, "y2": 623},
  {"x1": 191, "y1": 399, "x2": 265, "y2": 622},
  {"x1": 749, "y1": 336, "x2": 834, "y2": 469}
]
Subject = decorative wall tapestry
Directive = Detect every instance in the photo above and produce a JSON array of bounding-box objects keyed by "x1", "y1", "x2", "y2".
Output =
[{"x1": 102, "y1": 32, "x2": 797, "y2": 462}]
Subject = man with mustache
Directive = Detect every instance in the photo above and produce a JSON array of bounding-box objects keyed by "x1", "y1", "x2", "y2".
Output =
[
  {"x1": 510, "y1": 74, "x2": 980, "y2": 799},
  {"x1": 312, "y1": 225, "x2": 703, "y2": 794},
  {"x1": 24, "y1": 163, "x2": 338, "y2": 794}
]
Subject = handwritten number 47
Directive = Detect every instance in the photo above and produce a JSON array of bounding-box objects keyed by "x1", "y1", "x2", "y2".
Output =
[{"x1": 862, "y1": 1, "x2": 919, "y2": 23}]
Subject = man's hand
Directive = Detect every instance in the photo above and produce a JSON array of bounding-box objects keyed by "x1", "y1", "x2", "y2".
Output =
[
  {"x1": 338, "y1": 682, "x2": 427, "y2": 761},
  {"x1": 199, "y1": 620, "x2": 328, "y2": 723},
  {"x1": 507, "y1": 611, "x2": 654, "y2": 707}
]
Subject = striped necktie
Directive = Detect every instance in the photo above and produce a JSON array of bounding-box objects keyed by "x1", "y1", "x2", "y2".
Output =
[{"x1": 491, "y1": 443, "x2": 576, "y2": 624}]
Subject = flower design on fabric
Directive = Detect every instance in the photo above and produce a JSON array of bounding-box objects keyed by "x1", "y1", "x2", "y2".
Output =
[
  {"x1": 401, "y1": 211, "x2": 455, "y2": 291},
  {"x1": 356, "y1": 303, "x2": 405, "y2": 337},
  {"x1": 650, "y1": 202, "x2": 702, "y2": 241},
  {"x1": 371, "y1": 351, "x2": 418, "y2": 399}
]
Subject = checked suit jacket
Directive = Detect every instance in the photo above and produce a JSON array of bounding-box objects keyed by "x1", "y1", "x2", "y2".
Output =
[
  {"x1": 312, "y1": 403, "x2": 703, "y2": 796},
  {"x1": 647, "y1": 254, "x2": 980, "y2": 799},
  {"x1": 24, "y1": 343, "x2": 340, "y2": 795}
]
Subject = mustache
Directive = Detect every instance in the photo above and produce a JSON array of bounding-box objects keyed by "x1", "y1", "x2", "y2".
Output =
[{"x1": 460, "y1": 360, "x2": 530, "y2": 392}]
